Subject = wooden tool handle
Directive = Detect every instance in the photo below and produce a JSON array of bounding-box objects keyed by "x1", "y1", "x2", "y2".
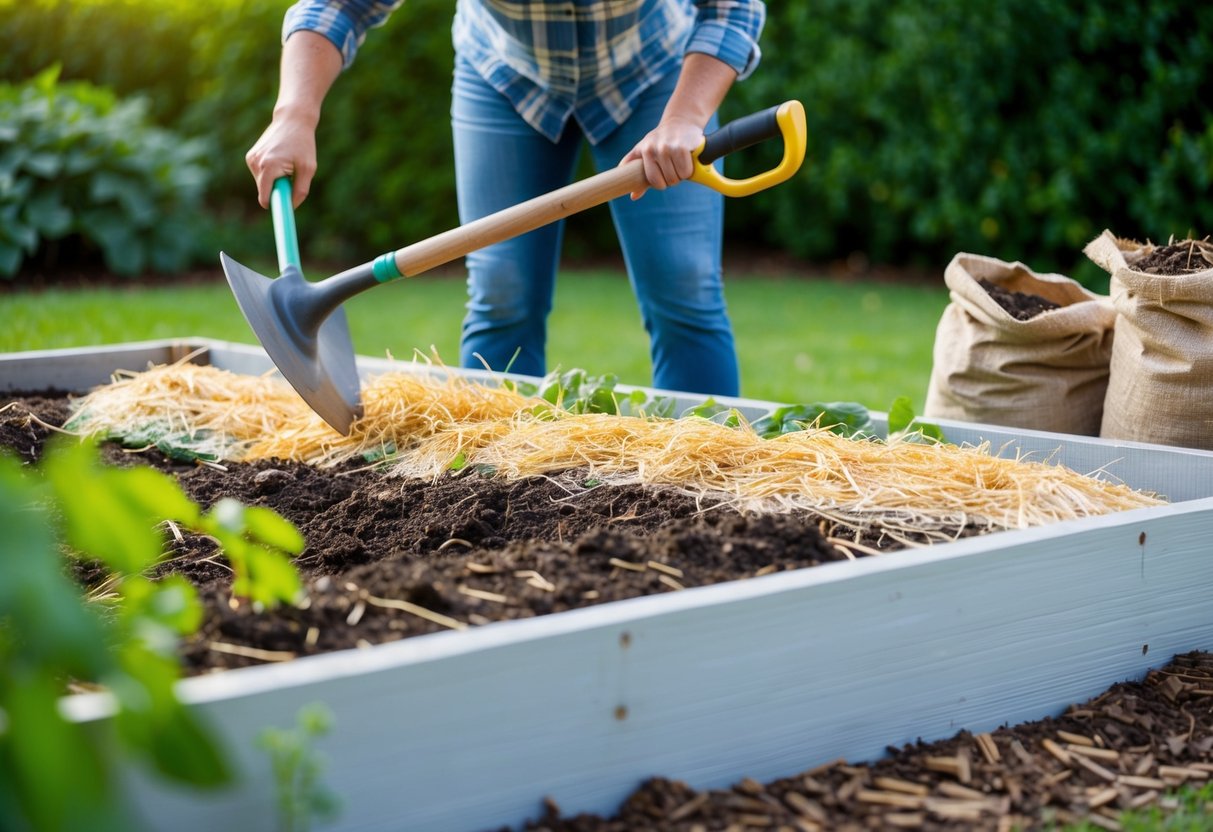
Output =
[{"x1": 393, "y1": 160, "x2": 649, "y2": 278}]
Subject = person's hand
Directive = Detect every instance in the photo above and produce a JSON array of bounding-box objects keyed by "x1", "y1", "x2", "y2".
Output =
[
  {"x1": 620, "y1": 115, "x2": 705, "y2": 200},
  {"x1": 245, "y1": 109, "x2": 319, "y2": 210}
]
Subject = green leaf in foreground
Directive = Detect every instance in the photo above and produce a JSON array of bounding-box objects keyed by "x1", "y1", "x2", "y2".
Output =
[
  {"x1": 0, "y1": 440, "x2": 235, "y2": 832},
  {"x1": 200, "y1": 498, "x2": 304, "y2": 610},
  {"x1": 43, "y1": 438, "x2": 200, "y2": 574}
]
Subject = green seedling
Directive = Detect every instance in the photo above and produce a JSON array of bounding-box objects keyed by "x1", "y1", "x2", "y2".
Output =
[
  {"x1": 258, "y1": 703, "x2": 341, "y2": 832},
  {"x1": 886, "y1": 395, "x2": 947, "y2": 444},
  {"x1": 681, "y1": 397, "x2": 744, "y2": 428},
  {"x1": 532, "y1": 368, "x2": 676, "y2": 418},
  {"x1": 751, "y1": 400, "x2": 876, "y2": 440}
]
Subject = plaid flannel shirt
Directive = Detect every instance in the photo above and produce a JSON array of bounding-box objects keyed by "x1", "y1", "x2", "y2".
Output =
[{"x1": 283, "y1": 0, "x2": 765, "y2": 143}]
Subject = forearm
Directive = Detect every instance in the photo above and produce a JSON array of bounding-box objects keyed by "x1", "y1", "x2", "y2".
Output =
[
  {"x1": 273, "y1": 30, "x2": 344, "y2": 129},
  {"x1": 245, "y1": 31, "x2": 344, "y2": 207},
  {"x1": 660, "y1": 52, "x2": 738, "y2": 130},
  {"x1": 619, "y1": 53, "x2": 739, "y2": 194}
]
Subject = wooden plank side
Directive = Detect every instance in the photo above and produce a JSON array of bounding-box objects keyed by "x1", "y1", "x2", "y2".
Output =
[
  {"x1": 0, "y1": 340, "x2": 199, "y2": 391},
  {"x1": 87, "y1": 499, "x2": 1213, "y2": 832}
]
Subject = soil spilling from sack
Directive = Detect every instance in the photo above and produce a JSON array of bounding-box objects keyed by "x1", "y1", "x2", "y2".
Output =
[
  {"x1": 978, "y1": 278, "x2": 1060, "y2": 321},
  {"x1": 5, "y1": 392, "x2": 1211, "y2": 831},
  {"x1": 1135, "y1": 238, "x2": 1213, "y2": 275}
]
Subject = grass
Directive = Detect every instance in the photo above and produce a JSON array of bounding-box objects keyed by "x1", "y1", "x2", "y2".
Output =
[
  {"x1": 0, "y1": 268, "x2": 948, "y2": 412},
  {"x1": 1056, "y1": 783, "x2": 1213, "y2": 831}
]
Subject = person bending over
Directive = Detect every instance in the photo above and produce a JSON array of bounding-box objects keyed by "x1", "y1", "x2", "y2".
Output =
[{"x1": 246, "y1": 0, "x2": 767, "y2": 397}]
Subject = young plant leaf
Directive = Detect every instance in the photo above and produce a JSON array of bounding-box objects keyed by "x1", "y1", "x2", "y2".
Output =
[
  {"x1": 243, "y1": 506, "x2": 306, "y2": 555},
  {"x1": 886, "y1": 396, "x2": 947, "y2": 444}
]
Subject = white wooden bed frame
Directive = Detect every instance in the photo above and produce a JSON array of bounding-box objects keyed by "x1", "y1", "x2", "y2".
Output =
[{"x1": 4, "y1": 339, "x2": 1211, "y2": 832}]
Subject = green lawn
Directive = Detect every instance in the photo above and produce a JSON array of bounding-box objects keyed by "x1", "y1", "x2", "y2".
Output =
[{"x1": 0, "y1": 269, "x2": 948, "y2": 412}]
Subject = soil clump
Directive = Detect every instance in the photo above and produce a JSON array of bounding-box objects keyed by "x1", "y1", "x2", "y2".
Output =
[
  {"x1": 1135, "y1": 237, "x2": 1213, "y2": 275},
  {"x1": 978, "y1": 278, "x2": 1060, "y2": 321}
]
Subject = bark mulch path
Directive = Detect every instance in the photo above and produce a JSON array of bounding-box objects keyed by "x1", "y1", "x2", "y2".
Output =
[
  {"x1": 522, "y1": 652, "x2": 1213, "y2": 831},
  {"x1": 4, "y1": 392, "x2": 1210, "y2": 831}
]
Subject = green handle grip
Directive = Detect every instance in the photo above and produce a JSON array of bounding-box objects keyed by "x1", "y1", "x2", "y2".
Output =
[{"x1": 270, "y1": 177, "x2": 302, "y2": 272}]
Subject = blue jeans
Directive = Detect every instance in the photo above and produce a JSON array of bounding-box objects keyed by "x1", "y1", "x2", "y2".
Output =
[{"x1": 451, "y1": 59, "x2": 739, "y2": 396}]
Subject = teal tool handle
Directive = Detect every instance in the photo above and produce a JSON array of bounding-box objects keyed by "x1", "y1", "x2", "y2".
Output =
[{"x1": 270, "y1": 177, "x2": 302, "y2": 272}]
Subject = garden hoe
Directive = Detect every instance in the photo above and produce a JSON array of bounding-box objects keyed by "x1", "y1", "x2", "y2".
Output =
[{"x1": 221, "y1": 100, "x2": 807, "y2": 435}]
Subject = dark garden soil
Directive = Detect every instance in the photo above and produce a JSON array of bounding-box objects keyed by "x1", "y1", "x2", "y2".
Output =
[
  {"x1": 4, "y1": 392, "x2": 1212, "y2": 831},
  {"x1": 0, "y1": 391, "x2": 887, "y2": 675},
  {"x1": 1135, "y1": 238, "x2": 1213, "y2": 275},
  {"x1": 978, "y1": 278, "x2": 1061, "y2": 321}
]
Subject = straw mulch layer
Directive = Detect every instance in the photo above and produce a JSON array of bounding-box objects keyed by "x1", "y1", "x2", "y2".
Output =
[
  {"x1": 63, "y1": 363, "x2": 1163, "y2": 542},
  {"x1": 2, "y1": 391, "x2": 1209, "y2": 830}
]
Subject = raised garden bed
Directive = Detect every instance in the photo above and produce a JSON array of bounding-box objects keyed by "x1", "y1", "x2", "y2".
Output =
[{"x1": 5, "y1": 338, "x2": 1213, "y2": 831}]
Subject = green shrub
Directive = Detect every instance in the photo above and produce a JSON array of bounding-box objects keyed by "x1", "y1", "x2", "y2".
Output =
[
  {"x1": 0, "y1": 435, "x2": 306, "y2": 831},
  {"x1": 0, "y1": 0, "x2": 205, "y2": 126},
  {"x1": 2, "y1": 1, "x2": 1210, "y2": 279},
  {"x1": 729, "y1": 0, "x2": 1213, "y2": 280},
  {"x1": 0, "y1": 65, "x2": 212, "y2": 277}
]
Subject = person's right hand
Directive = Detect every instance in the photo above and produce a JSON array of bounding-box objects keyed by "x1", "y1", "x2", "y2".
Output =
[{"x1": 245, "y1": 110, "x2": 319, "y2": 210}]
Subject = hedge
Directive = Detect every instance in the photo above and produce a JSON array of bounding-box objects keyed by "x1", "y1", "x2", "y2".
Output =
[
  {"x1": 0, "y1": 66, "x2": 211, "y2": 277},
  {"x1": 1, "y1": 0, "x2": 1210, "y2": 280},
  {"x1": 733, "y1": 0, "x2": 1213, "y2": 283}
]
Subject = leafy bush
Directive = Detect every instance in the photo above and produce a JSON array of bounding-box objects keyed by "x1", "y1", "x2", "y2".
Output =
[
  {"x1": 0, "y1": 0, "x2": 206, "y2": 126},
  {"x1": 729, "y1": 0, "x2": 1213, "y2": 280},
  {"x1": 0, "y1": 0, "x2": 457, "y2": 266},
  {"x1": 0, "y1": 65, "x2": 212, "y2": 277},
  {"x1": 0, "y1": 436, "x2": 305, "y2": 830},
  {"x1": 2, "y1": 0, "x2": 1210, "y2": 279}
]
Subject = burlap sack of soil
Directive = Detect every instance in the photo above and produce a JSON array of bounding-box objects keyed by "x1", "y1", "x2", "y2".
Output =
[
  {"x1": 1084, "y1": 230, "x2": 1213, "y2": 449},
  {"x1": 924, "y1": 253, "x2": 1115, "y2": 435}
]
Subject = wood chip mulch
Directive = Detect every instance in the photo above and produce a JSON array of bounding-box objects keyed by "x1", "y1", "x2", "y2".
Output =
[{"x1": 523, "y1": 652, "x2": 1213, "y2": 832}]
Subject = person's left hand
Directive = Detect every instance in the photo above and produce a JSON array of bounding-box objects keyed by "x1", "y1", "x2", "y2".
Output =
[{"x1": 620, "y1": 115, "x2": 705, "y2": 200}]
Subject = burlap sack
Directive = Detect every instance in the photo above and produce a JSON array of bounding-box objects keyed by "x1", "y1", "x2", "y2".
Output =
[
  {"x1": 1084, "y1": 230, "x2": 1213, "y2": 449},
  {"x1": 924, "y1": 253, "x2": 1115, "y2": 435}
]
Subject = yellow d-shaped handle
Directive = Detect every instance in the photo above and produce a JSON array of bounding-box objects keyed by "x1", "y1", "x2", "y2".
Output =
[{"x1": 689, "y1": 100, "x2": 807, "y2": 198}]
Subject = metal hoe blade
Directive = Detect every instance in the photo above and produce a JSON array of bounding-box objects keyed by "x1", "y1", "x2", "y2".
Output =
[{"x1": 220, "y1": 253, "x2": 363, "y2": 434}]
